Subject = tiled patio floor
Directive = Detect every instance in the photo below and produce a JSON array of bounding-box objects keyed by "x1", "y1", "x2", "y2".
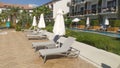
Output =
[{"x1": 0, "y1": 29, "x2": 97, "y2": 68}]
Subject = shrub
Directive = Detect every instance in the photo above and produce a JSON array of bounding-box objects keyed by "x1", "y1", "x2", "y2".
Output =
[
  {"x1": 15, "y1": 25, "x2": 21, "y2": 31},
  {"x1": 109, "y1": 20, "x2": 120, "y2": 27},
  {"x1": 45, "y1": 24, "x2": 53, "y2": 32},
  {"x1": 10, "y1": 22, "x2": 15, "y2": 28},
  {"x1": 91, "y1": 19, "x2": 100, "y2": 26},
  {"x1": 46, "y1": 21, "x2": 54, "y2": 27},
  {"x1": 15, "y1": 21, "x2": 22, "y2": 31},
  {"x1": 65, "y1": 18, "x2": 72, "y2": 28},
  {"x1": 80, "y1": 20, "x2": 85, "y2": 25}
]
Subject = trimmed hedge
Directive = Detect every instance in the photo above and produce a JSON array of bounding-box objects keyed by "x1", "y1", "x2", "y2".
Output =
[
  {"x1": 80, "y1": 20, "x2": 85, "y2": 25},
  {"x1": 91, "y1": 19, "x2": 100, "y2": 26},
  {"x1": 65, "y1": 18, "x2": 72, "y2": 28},
  {"x1": 109, "y1": 20, "x2": 120, "y2": 27}
]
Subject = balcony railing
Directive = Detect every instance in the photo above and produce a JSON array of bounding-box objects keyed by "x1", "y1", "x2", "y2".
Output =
[
  {"x1": 84, "y1": 10, "x2": 91, "y2": 14},
  {"x1": 67, "y1": 1, "x2": 76, "y2": 6},
  {"x1": 102, "y1": 7, "x2": 116, "y2": 13},
  {"x1": 70, "y1": 11, "x2": 84, "y2": 16},
  {"x1": 91, "y1": 9, "x2": 97, "y2": 14},
  {"x1": 67, "y1": 1, "x2": 86, "y2": 6}
]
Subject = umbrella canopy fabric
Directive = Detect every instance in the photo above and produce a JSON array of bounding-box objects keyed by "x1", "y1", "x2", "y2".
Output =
[
  {"x1": 104, "y1": 17, "x2": 109, "y2": 25},
  {"x1": 3, "y1": 19, "x2": 6, "y2": 22},
  {"x1": 72, "y1": 18, "x2": 80, "y2": 22},
  {"x1": 7, "y1": 18, "x2": 10, "y2": 22},
  {"x1": 16, "y1": 19, "x2": 19, "y2": 23},
  {"x1": 86, "y1": 17, "x2": 90, "y2": 26},
  {"x1": 38, "y1": 13, "x2": 46, "y2": 28},
  {"x1": 53, "y1": 9, "x2": 65, "y2": 36},
  {"x1": 32, "y1": 16, "x2": 37, "y2": 26}
]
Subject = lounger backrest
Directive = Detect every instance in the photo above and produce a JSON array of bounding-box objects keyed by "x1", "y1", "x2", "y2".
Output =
[
  {"x1": 46, "y1": 32, "x2": 55, "y2": 40},
  {"x1": 57, "y1": 37, "x2": 67, "y2": 43},
  {"x1": 53, "y1": 35, "x2": 60, "y2": 43},
  {"x1": 61, "y1": 37, "x2": 75, "y2": 51}
]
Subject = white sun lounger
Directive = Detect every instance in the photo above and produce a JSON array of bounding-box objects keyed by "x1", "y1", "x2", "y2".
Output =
[
  {"x1": 39, "y1": 37, "x2": 80, "y2": 63},
  {"x1": 32, "y1": 36, "x2": 66, "y2": 51}
]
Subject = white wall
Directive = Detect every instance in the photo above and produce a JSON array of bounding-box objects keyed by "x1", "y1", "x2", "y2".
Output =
[
  {"x1": 0, "y1": 8, "x2": 7, "y2": 14},
  {"x1": 0, "y1": 9, "x2": 2, "y2": 14},
  {"x1": 53, "y1": 0, "x2": 71, "y2": 18}
]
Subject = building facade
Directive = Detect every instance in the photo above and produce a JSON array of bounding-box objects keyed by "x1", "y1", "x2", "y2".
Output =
[
  {"x1": 68, "y1": 0, "x2": 118, "y2": 20},
  {"x1": 42, "y1": 0, "x2": 119, "y2": 27},
  {"x1": 43, "y1": 0, "x2": 71, "y2": 21},
  {"x1": 52, "y1": 0, "x2": 71, "y2": 18},
  {"x1": 0, "y1": 2, "x2": 35, "y2": 14},
  {"x1": 42, "y1": 1, "x2": 54, "y2": 22}
]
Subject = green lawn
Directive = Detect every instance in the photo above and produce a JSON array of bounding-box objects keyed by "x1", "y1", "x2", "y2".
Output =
[{"x1": 66, "y1": 29, "x2": 120, "y2": 55}]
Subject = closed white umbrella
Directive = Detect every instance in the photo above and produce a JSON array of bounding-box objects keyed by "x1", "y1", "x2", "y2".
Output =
[
  {"x1": 86, "y1": 17, "x2": 90, "y2": 26},
  {"x1": 32, "y1": 16, "x2": 37, "y2": 27},
  {"x1": 7, "y1": 18, "x2": 10, "y2": 22},
  {"x1": 16, "y1": 19, "x2": 19, "y2": 23},
  {"x1": 105, "y1": 17, "x2": 109, "y2": 25},
  {"x1": 3, "y1": 19, "x2": 6, "y2": 22},
  {"x1": 53, "y1": 9, "x2": 65, "y2": 36},
  {"x1": 38, "y1": 13, "x2": 46, "y2": 28}
]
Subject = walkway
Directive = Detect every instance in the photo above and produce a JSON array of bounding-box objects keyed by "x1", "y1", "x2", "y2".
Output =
[
  {"x1": 0, "y1": 29, "x2": 96, "y2": 68},
  {"x1": 71, "y1": 40, "x2": 120, "y2": 68}
]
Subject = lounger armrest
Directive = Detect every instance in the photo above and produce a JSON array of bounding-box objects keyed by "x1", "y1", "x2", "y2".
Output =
[
  {"x1": 45, "y1": 45, "x2": 57, "y2": 49},
  {"x1": 67, "y1": 47, "x2": 80, "y2": 57}
]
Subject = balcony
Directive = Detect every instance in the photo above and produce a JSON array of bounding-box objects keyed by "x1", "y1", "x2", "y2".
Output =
[
  {"x1": 85, "y1": 0, "x2": 98, "y2": 2},
  {"x1": 67, "y1": 2, "x2": 75, "y2": 6},
  {"x1": 84, "y1": 10, "x2": 91, "y2": 14},
  {"x1": 76, "y1": 1, "x2": 86, "y2": 5},
  {"x1": 91, "y1": 9, "x2": 97, "y2": 14},
  {"x1": 102, "y1": 7, "x2": 116, "y2": 13},
  {"x1": 67, "y1": 1, "x2": 86, "y2": 6},
  {"x1": 70, "y1": 11, "x2": 84, "y2": 16}
]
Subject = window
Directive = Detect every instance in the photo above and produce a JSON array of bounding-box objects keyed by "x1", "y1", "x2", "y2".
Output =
[{"x1": 91, "y1": 4, "x2": 97, "y2": 13}]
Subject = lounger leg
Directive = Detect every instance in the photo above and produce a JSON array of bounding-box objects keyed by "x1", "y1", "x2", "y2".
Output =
[
  {"x1": 35, "y1": 47, "x2": 37, "y2": 52},
  {"x1": 43, "y1": 55, "x2": 47, "y2": 63}
]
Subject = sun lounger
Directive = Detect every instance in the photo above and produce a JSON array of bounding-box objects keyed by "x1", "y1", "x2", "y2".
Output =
[
  {"x1": 22, "y1": 26, "x2": 34, "y2": 32},
  {"x1": 27, "y1": 30, "x2": 46, "y2": 35},
  {"x1": 39, "y1": 37, "x2": 80, "y2": 63},
  {"x1": 32, "y1": 36, "x2": 66, "y2": 51},
  {"x1": 26, "y1": 30, "x2": 47, "y2": 39},
  {"x1": 27, "y1": 33, "x2": 47, "y2": 40}
]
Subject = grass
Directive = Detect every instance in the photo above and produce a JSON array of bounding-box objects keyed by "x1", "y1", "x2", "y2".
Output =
[{"x1": 66, "y1": 29, "x2": 120, "y2": 55}]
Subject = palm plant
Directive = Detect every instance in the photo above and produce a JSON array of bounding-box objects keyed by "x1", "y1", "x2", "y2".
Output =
[
  {"x1": 19, "y1": 9, "x2": 32, "y2": 28},
  {"x1": 32, "y1": 6, "x2": 51, "y2": 21},
  {"x1": 0, "y1": 10, "x2": 9, "y2": 22},
  {"x1": 8, "y1": 7, "x2": 21, "y2": 27},
  {"x1": 0, "y1": 9, "x2": 10, "y2": 27}
]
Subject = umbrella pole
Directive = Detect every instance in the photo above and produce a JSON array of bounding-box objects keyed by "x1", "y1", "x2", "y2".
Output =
[{"x1": 76, "y1": 22, "x2": 77, "y2": 28}]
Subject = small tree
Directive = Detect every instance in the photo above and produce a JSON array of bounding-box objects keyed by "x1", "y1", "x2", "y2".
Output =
[
  {"x1": 0, "y1": 10, "x2": 8, "y2": 23},
  {"x1": 32, "y1": 6, "x2": 51, "y2": 20},
  {"x1": 7, "y1": 7, "x2": 21, "y2": 28}
]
